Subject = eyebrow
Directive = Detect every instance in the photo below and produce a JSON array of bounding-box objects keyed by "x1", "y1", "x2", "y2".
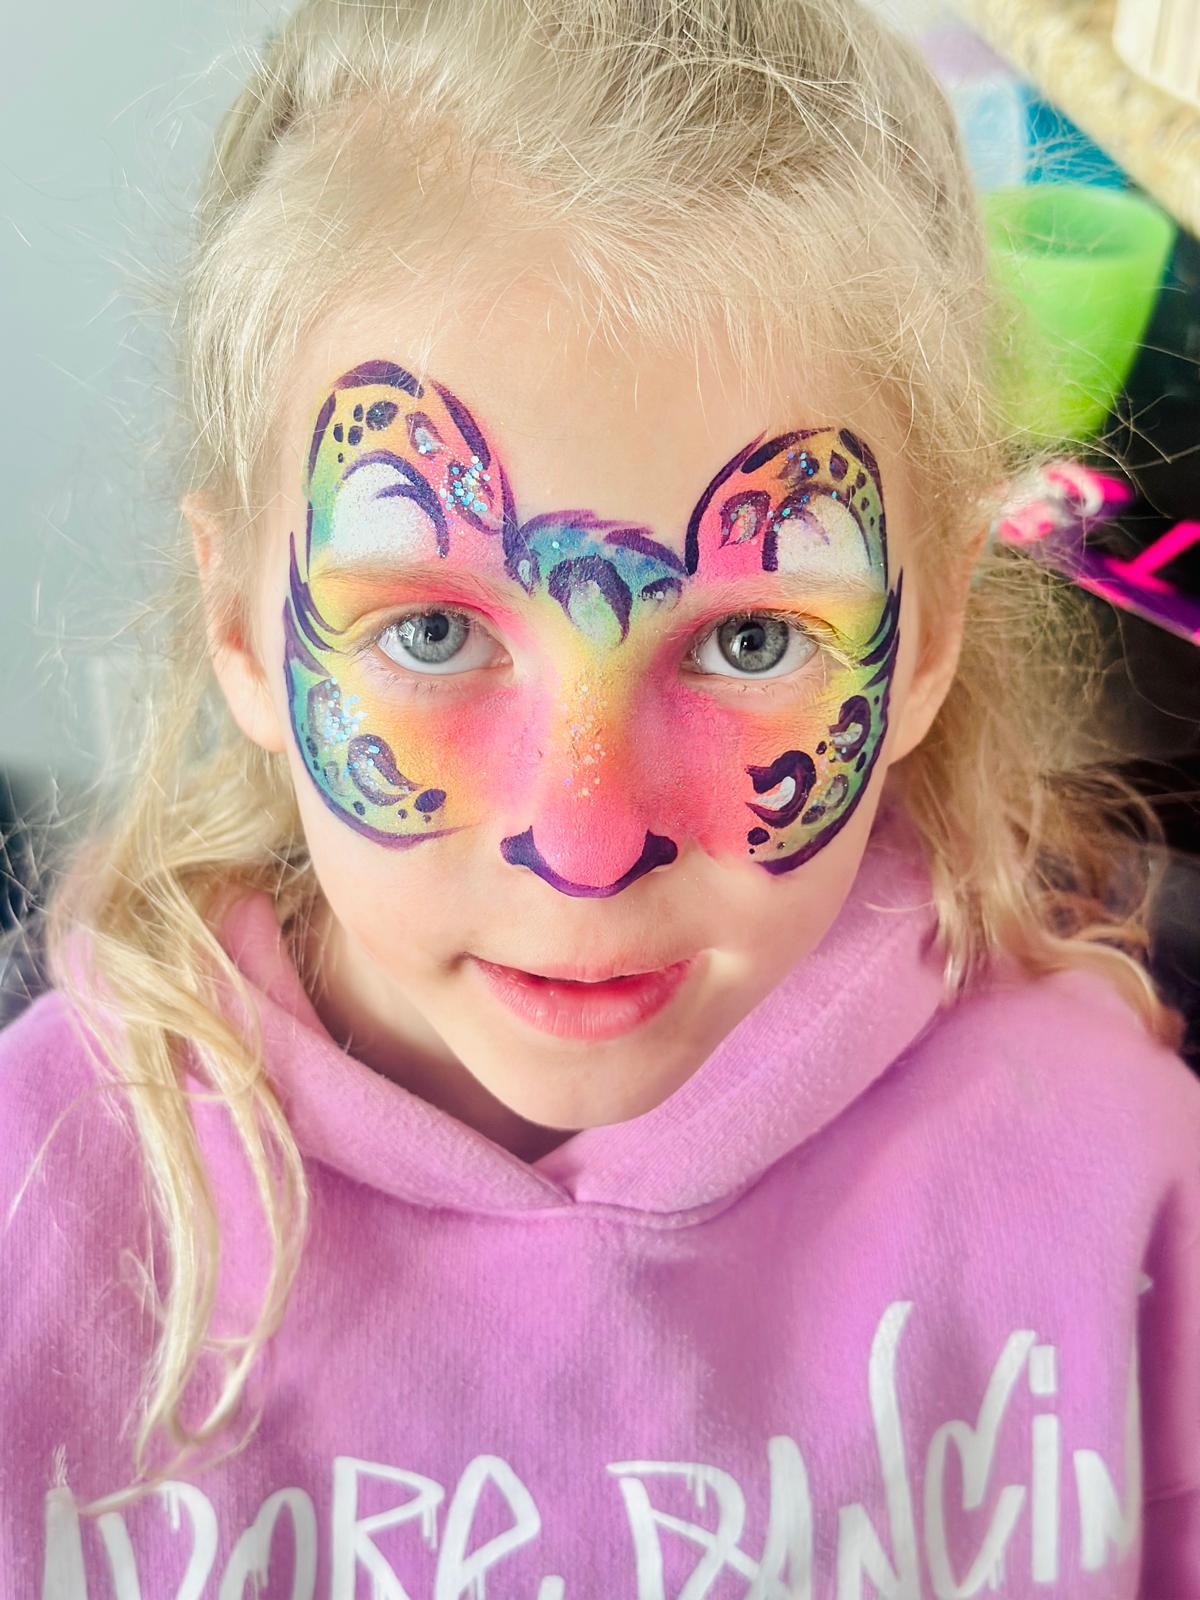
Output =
[{"x1": 310, "y1": 557, "x2": 885, "y2": 608}]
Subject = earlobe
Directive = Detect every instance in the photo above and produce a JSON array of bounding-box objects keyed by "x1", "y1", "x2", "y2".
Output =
[{"x1": 181, "y1": 490, "x2": 287, "y2": 756}]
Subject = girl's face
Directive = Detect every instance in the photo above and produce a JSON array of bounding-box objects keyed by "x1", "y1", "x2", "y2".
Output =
[{"x1": 214, "y1": 287, "x2": 947, "y2": 1149}]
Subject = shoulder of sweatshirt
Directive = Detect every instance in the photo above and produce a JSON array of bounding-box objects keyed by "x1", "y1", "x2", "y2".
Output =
[
  {"x1": 0, "y1": 987, "x2": 146, "y2": 1245},
  {"x1": 901, "y1": 958, "x2": 1200, "y2": 1180},
  {"x1": 0, "y1": 991, "x2": 161, "y2": 1491}
]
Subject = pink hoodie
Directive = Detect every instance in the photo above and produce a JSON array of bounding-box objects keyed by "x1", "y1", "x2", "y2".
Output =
[{"x1": 2, "y1": 807, "x2": 1198, "y2": 1597}]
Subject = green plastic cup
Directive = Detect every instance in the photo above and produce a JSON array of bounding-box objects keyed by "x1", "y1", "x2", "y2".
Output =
[{"x1": 982, "y1": 183, "x2": 1176, "y2": 443}]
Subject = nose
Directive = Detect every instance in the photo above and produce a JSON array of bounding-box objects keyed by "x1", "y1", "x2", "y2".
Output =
[
  {"x1": 500, "y1": 827, "x2": 677, "y2": 898},
  {"x1": 498, "y1": 673, "x2": 679, "y2": 897}
]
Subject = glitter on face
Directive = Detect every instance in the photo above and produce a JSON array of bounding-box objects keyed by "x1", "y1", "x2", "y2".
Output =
[{"x1": 282, "y1": 364, "x2": 902, "y2": 892}]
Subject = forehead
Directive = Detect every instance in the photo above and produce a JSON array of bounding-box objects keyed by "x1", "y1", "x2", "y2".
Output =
[
  {"x1": 270, "y1": 285, "x2": 913, "y2": 534},
  {"x1": 308, "y1": 368, "x2": 884, "y2": 611}
]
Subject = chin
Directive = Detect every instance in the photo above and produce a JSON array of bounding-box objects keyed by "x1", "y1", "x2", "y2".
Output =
[{"x1": 460, "y1": 1028, "x2": 690, "y2": 1132}]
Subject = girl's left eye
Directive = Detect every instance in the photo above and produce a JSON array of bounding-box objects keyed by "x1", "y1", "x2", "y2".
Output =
[
  {"x1": 374, "y1": 609, "x2": 501, "y2": 676},
  {"x1": 689, "y1": 612, "x2": 820, "y2": 680}
]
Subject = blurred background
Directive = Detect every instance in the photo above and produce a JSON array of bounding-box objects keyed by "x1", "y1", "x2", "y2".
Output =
[
  {"x1": 1, "y1": 0, "x2": 292, "y2": 783},
  {"x1": 2, "y1": 0, "x2": 1198, "y2": 1051}
]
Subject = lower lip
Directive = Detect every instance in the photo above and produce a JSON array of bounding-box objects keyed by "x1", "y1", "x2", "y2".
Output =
[{"x1": 469, "y1": 955, "x2": 695, "y2": 1041}]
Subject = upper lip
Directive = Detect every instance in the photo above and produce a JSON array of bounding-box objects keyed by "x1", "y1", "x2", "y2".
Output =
[{"x1": 474, "y1": 954, "x2": 695, "y2": 984}]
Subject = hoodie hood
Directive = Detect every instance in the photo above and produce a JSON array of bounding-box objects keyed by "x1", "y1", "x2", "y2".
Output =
[{"x1": 215, "y1": 802, "x2": 947, "y2": 1220}]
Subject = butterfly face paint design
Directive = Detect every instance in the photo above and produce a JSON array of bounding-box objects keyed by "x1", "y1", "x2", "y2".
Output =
[{"x1": 283, "y1": 359, "x2": 903, "y2": 895}]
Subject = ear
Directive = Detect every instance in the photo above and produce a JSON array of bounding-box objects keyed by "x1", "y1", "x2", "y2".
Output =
[
  {"x1": 886, "y1": 524, "x2": 987, "y2": 766},
  {"x1": 183, "y1": 490, "x2": 287, "y2": 755}
]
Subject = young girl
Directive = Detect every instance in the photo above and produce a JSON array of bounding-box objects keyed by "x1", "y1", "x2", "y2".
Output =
[{"x1": 4, "y1": 0, "x2": 1198, "y2": 1593}]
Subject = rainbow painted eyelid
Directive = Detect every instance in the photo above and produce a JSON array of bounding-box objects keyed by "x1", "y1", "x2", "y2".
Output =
[
  {"x1": 680, "y1": 612, "x2": 861, "y2": 687},
  {"x1": 356, "y1": 647, "x2": 835, "y2": 708}
]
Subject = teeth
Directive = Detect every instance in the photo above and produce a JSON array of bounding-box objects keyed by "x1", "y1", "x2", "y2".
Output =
[
  {"x1": 492, "y1": 958, "x2": 673, "y2": 984},
  {"x1": 755, "y1": 775, "x2": 796, "y2": 812},
  {"x1": 533, "y1": 970, "x2": 638, "y2": 985},
  {"x1": 545, "y1": 973, "x2": 626, "y2": 984}
]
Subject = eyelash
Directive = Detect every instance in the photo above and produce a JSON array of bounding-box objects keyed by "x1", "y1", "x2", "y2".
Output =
[
  {"x1": 705, "y1": 607, "x2": 857, "y2": 676},
  {"x1": 353, "y1": 603, "x2": 854, "y2": 691},
  {"x1": 345, "y1": 613, "x2": 475, "y2": 697}
]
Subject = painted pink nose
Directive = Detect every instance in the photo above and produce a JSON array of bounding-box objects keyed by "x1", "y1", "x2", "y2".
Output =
[
  {"x1": 499, "y1": 825, "x2": 678, "y2": 897},
  {"x1": 499, "y1": 778, "x2": 678, "y2": 897},
  {"x1": 497, "y1": 673, "x2": 683, "y2": 895}
]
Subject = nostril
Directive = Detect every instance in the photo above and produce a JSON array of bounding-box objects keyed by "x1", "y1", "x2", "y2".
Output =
[{"x1": 500, "y1": 828, "x2": 678, "y2": 898}]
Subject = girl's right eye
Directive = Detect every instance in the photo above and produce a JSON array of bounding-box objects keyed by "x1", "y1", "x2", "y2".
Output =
[{"x1": 375, "y1": 609, "x2": 501, "y2": 676}]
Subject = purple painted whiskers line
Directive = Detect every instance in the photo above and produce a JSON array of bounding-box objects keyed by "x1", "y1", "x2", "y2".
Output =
[
  {"x1": 500, "y1": 829, "x2": 679, "y2": 899},
  {"x1": 288, "y1": 532, "x2": 336, "y2": 654}
]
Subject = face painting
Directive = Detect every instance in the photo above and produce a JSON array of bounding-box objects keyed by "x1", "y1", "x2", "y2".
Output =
[{"x1": 283, "y1": 360, "x2": 903, "y2": 896}]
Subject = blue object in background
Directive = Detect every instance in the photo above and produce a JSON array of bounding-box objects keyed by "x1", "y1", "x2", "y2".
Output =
[
  {"x1": 952, "y1": 72, "x2": 1027, "y2": 190},
  {"x1": 924, "y1": 25, "x2": 1029, "y2": 190},
  {"x1": 1022, "y1": 96, "x2": 1131, "y2": 190},
  {"x1": 924, "y1": 23, "x2": 1132, "y2": 194}
]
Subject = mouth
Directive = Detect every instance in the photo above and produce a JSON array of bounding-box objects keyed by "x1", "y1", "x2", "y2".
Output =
[
  {"x1": 479, "y1": 957, "x2": 690, "y2": 984},
  {"x1": 468, "y1": 953, "x2": 698, "y2": 1041}
]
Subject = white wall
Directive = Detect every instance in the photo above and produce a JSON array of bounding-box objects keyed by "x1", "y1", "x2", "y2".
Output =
[{"x1": 0, "y1": 0, "x2": 290, "y2": 782}]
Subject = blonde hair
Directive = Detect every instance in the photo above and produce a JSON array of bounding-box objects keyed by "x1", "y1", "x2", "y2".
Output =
[{"x1": 14, "y1": 0, "x2": 1182, "y2": 1516}]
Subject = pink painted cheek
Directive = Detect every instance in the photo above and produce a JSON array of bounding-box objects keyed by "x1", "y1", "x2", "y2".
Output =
[
  {"x1": 642, "y1": 683, "x2": 747, "y2": 848},
  {"x1": 318, "y1": 667, "x2": 499, "y2": 830},
  {"x1": 658, "y1": 680, "x2": 850, "y2": 859},
  {"x1": 333, "y1": 658, "x2": 568, "y2": 830},
  {"x1": 480, "y1": 664, "x2": 854, "y2": 866}
]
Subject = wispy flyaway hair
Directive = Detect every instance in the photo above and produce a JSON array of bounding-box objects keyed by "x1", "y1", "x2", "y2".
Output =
[{"x1": 18, "y1": 0, "x2": 1179, "y2": 1514}]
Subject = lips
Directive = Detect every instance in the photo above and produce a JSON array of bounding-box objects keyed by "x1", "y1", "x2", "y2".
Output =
[
  {"x1": 470, "y1": 954, "x2": 696, "y2": 1040},
  {"x1": 476, "y1": 957, "x2": 688, "y2": 985}
]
